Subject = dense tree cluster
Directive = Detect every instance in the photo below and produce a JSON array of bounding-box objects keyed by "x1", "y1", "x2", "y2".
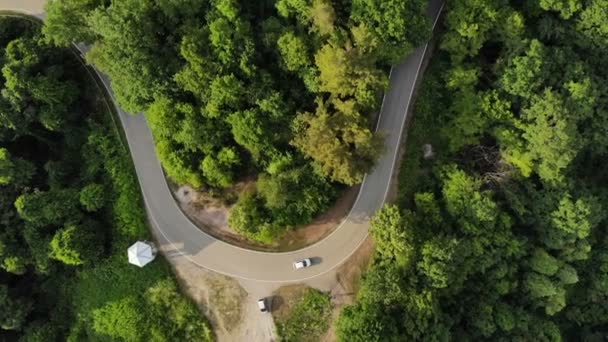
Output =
[
  {"x1": 0, "y1": 18, "x2": 210, "y2": 340},
  {"x1": 44, "y1": 0, "x2": 431, "y2": 242},
  {"x1": 337, "y1": 0, "x2": 608, "y2": 340}
]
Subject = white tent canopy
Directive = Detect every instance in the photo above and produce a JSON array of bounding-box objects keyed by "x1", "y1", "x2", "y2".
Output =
[{"x1": 128, "y1": 241, "x2": 157, "y2": 267}]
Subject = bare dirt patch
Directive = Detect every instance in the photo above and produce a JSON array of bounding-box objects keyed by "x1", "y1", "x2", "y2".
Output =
[
  {"x1": 206, "y1": 275, "x2": 248, "y2": 333},
  {"x1": 334, "y1": 236, "x2": 375, "y2": 299},
  {"x1": 322, "y1": 237, "x2": 375, "y2": 342},
  {"x1": 162, "y1": 254, "x2": 247, "y2": 340},
  {"x1": 170, "y1": 179, "x2": 359, "y2": 252}
]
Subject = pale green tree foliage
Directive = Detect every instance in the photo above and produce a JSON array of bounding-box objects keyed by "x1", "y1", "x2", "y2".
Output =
[
  {"x1": 540, "y1": 0, "x2": 583, "y2": 19},
  {"x1": 228, "y1": 191, "x2": 274, "y2": 242},
  {"x1": 145, "y1": 279, "x2": 213, "y2": 341},
  {"x1": 370, "y1": 205, "x2": 414, "y2": 266},
  {"x1": 0, "y1": 148, "x2": 35, "y2": 186},
  {"x1": 15, "y1": 189, "x2": 81, "y2": 228},
  {"x1": 418, "y1": 236, "x2": 460, "y2": 289},
  {"x1": 545, "y1": 193, "x2": 602, "y2": 258},
  {"x1": 315, "y1": 42, "x2": 387, "y2": 109},
  {"x1": 522, "y1": 90, "x2": 582, "y2": 184},
  {"x1": 92, "y1": 296, "x2": 144, "y2": 341},
  {"x1": 292, "y1": 98, "x2": 383, "y2": 185},
  {"x1": 49, "y1": 224, "x2": 102, "y2": 265},
  {"x1": 336, "y1": 302, "x2": 399, "y2": 342},
  {"x1": 576, "y1": 0, "x2": 608, "y2": 49},
  {"x1": 277, "y1": 31, "x2": 311, "y2": 72},
  {"x1": 310, "y1": 0, "x2": 336, "y2": 36},
  {"x1": 276, "y1": 0, "x2": 311, "y2": 24},
  {"x1": 500, "y1": 40, "x2": 548, "y2": 99},
  {"x1": 205, "y1": 74, "x2": 244, "y2": 119}
]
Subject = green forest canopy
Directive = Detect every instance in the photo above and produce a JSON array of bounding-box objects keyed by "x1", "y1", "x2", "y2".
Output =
[
  {"x1": 43, "y1": 0, "x2": 432, "y2": 243},
  {"x1": 337, "y1": 0, "x2": 608, "y2": 340},
  {"x1": 0, "y1": 18, "x2": 211, "y2": 341}
]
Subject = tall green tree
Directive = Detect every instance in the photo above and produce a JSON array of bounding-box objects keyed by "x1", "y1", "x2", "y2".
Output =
[
  {"x1": 43, "y1": 0, "x2": 99, "y2": 46},
  {"x1": 14, "y1": 189, "x2": 81, "y2": 228},
  {"x1": 49, "y1": 223, "x2": 102, "y2": 265},
  {"x1": 351, "y1": 0, "x2": 431, "y2": 62},
  {"x1": 292, "y1": 99, "x2": 383, "y2": 185}
]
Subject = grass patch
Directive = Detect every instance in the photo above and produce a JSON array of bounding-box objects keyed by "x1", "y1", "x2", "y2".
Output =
[{"x1": 273, "y1": 286, "x2": 332, "y2": 342}]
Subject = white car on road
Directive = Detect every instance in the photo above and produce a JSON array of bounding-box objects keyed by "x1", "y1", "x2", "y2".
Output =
[{"x1": 293, "y1": 258, "x2": 312, "y2": 270}]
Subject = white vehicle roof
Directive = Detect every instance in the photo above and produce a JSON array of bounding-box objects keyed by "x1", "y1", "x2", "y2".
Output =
[
  {"x1": 293, "y1": 258, "x2": 311, "y2": 269},
  {"x1": 257, "y1": 298, "x2": 267, "y2": 312}
]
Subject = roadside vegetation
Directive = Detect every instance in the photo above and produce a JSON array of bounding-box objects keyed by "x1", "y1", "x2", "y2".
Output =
[
  {"x1": 274, "y1": 287, "x2": 332, "y2": 342},
  {"x1": 43, "y1": 0, "x2": 432, "y2": 243},
  {"x1": 0, "y1": 17, "x2": 212, "y2": 341},
  {"x1": 336, "y1": 0, "x2": 608, "y2": 340}
]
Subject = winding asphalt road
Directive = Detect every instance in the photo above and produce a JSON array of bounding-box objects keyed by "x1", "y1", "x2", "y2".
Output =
[{"x1": 2, "y1": 0, "x2": 443, "y2": 283}]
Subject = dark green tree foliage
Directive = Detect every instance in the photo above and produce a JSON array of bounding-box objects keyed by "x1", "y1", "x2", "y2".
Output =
[
  {"x1": 0, "y1": 148, "x2": 35, "y2": 186},
  {"x1": 15, "y1": 189, "x2": 81, "y2": 228},
  {"x1": 350, "y1": 0, "x2": 431, "y2": 63},
  {"x1": 338, "y1": 0, "x2": 608, "y2": 339},
  {"x1": 49, "y1": 223, "x2": 103, "y2": 266},
  {"x1": 79, "y1": 183, "x2": 105, "y2": 212},
  {"x1": 0, "y1": 284, "x2": 32, "y2": 331},
  {"x1": 1, "y1": 36, "x2": 78, "y2": 134},
  {"x1": 0, "y1": 18, "x2": 103, "y2": 337},
  {"x1": 85, "y1": 0, "x2": 185, "y2": 113},
  {"x1": 228, "y1": 160, "x2": 334, "y2": 243},
  {"x1": 227, "y1": 191, "x2": 270, "y2": 241},
  {"x1": 0, "y1": 18, "x2": 211, "y2": 341},
  {"x1": 44, "y1": 0, "x2": 432, "y2": 242},
  {"x1": 42, "y1": 0, "x2": 99, "y2": 46},
  {"x1": 336, "y1": 302, "x2": 399, "y2": 342}
]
